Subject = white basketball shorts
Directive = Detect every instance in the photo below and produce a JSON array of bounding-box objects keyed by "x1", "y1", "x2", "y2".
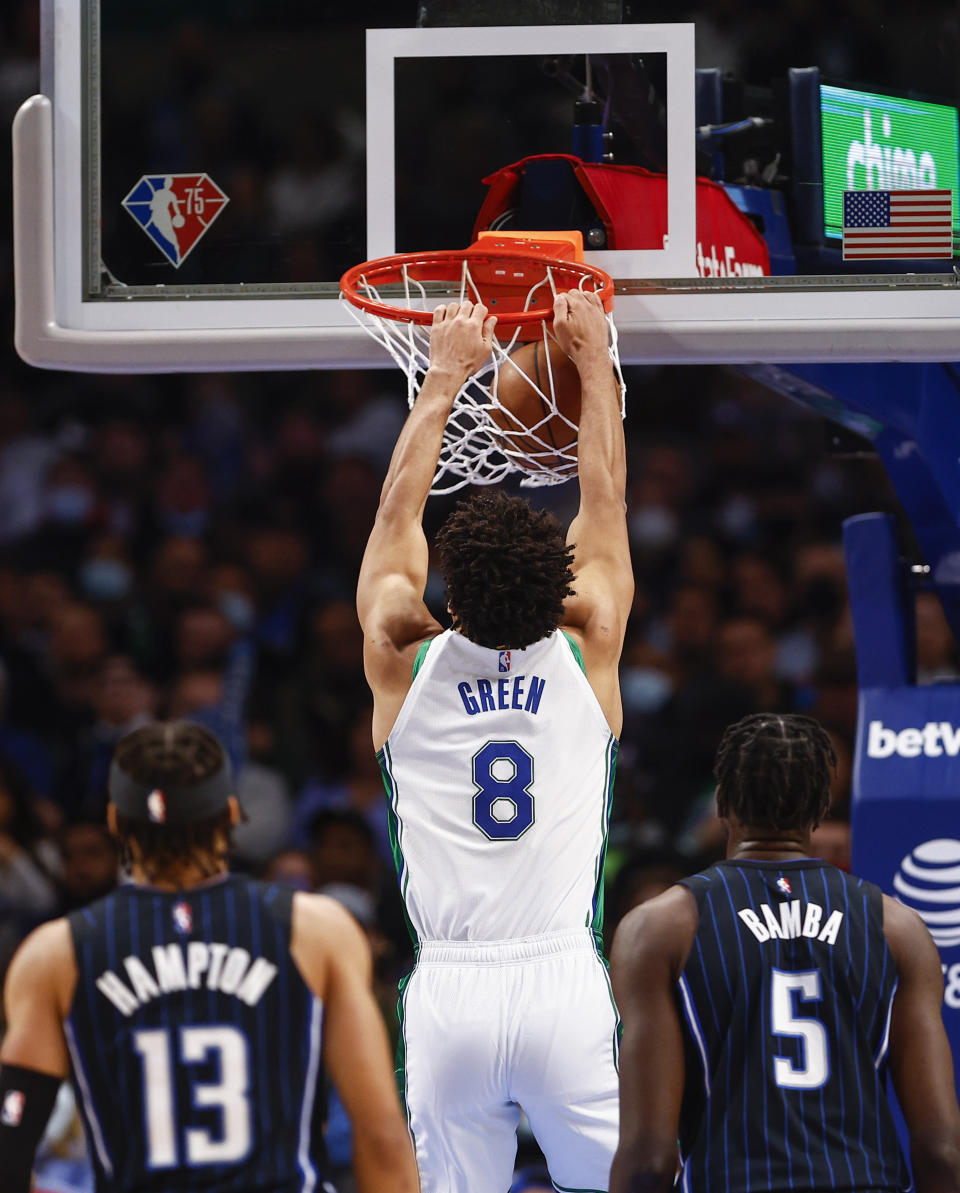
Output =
[{"x1": 397, "y1": 930, "x2": 621, "y2": 1193}]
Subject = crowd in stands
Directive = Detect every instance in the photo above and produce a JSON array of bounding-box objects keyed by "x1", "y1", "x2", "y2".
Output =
[{"x1": 1, "y1": 322, "x2": 943, "y2": 992}]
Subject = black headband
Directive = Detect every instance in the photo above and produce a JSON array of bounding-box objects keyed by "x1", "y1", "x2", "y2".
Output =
[{"x1": 108, "y1": 756, "x2": 234, "y2": 826}]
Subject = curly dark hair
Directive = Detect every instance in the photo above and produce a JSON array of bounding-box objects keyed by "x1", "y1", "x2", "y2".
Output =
[
  {"x1": 112, "y1": 722, "x2": 232, "y2": 883},
  {"x1": 714, "y1": 713, "x2": 837, "y2": 833},
  {"x1": 434, "y1": 491, "x2": 575, "y2": 648}
]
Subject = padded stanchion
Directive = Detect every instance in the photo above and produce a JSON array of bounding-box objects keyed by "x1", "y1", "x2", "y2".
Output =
[{"x1": 846, "y1": 512, "x2": 960, "y2": 1143}]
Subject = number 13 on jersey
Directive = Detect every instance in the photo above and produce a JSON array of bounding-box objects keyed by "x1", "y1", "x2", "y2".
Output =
[{"x1": 133, "y1": 1025, "x2": 251, "y2": 1168}]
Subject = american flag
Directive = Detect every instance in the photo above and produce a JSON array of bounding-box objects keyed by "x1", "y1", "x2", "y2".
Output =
[{"x1": 842, "y1": 189, "x2": 954, "y2": 259}]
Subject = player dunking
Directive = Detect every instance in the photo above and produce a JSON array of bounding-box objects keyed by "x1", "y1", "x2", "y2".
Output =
[
  {"x1": 610, "y1": 712, "x2": 960, "y2": 1193},
  {"x1": 0, "y1": 721, "x2": 418, "y2": 1193},
  {"x1": 357, "y1": 289, "x2": 632, "y2": 1193}
]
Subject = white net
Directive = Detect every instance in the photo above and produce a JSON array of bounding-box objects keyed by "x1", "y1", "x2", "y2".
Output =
[{"x1": 341, "y1": 258, "x2": 626, "y2": 494}]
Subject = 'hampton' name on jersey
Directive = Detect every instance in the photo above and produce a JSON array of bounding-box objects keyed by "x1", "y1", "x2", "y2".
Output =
[
  {"x1": 738, "y1": 900, "x2": 844, "y2": 945},
  {"x1": 458, "y1": 674, "x2": 546, "y2": 716},
  {"x1": 96, "y1": 942, "x2": 277, "y2": 1016}
]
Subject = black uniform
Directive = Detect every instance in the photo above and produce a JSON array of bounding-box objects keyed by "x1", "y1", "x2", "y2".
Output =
[
  {"x1": 677, "y1": 858, "x2": 910, "y2": 1193},
  {"x1": 66, "y1": 874, "x2": 329, "y2": 1193}
]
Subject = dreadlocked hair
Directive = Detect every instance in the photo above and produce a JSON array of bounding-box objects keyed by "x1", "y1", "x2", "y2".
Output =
[
  {"x1": 434, "y1": 491, "x2": 575, "y2": 649},
  {"x1": 112, "y1": 722, "x2": 232, "y2": 883},
  {"x1": 714, "y1": 713, "x2": 837, "y2": 833}
]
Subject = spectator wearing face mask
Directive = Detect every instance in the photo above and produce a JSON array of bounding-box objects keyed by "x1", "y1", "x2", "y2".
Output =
[
  {"x1": 24, "y1": 458, "x2": 103, "y2": 575},
  {"x1": 203, "y1": 562, "x2": 259, "y2": 635},
  {"x1": 153, "y1": 451, "x2": 213, "y2": 539},
  {"x1": 77, "y1": 536, "x2": 135, "y2": 608}
]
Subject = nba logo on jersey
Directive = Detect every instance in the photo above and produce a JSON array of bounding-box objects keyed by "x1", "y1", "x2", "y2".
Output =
[
  {"x1": 776, "y1": 876, "x2": 792, "y2": 896},
  {"x1": 173, "y1": 901, "x2": 193, "y2": 935},
  {"x1": 499, "y1": 651, "x2": 511, "y2": 672},
  {"x1": 1, "y1": 1090, "x2": 25, "y2": 1127},
  {"x1": 121, "y1": 173, "x2": 229, "y2": 268},
  {"x1": 147, "y1": 790, "x2": 167, "y2": 824}
]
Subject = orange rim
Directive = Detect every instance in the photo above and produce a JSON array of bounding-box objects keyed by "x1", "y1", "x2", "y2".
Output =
[{"x1": 340, "y1": 247, "x2": 614, "y2": 327}]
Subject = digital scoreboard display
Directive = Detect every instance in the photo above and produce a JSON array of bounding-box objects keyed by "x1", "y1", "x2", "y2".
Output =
[{"x1": 820, "y1": 84, "x2": 959, "y2": 249}]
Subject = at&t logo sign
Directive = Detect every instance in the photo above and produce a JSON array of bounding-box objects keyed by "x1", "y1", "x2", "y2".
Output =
[{"x1": 893, "y1": 838, "x2": 960, "y2": 1009}]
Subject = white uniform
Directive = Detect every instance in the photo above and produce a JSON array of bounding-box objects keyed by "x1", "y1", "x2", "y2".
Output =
[{"x1": 379, "y1": 628, "x2": 620, "y2": 1193}]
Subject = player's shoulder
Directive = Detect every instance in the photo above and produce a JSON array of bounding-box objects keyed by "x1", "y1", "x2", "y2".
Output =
[
  {"x1": 11, "y1": 916, "x2": 73, "y2": 965},
  {"x1": 611, "y1": 884, "x2": 699, "y2": 977},
  {"x1": 825, "y1": 862, "x2": 891, "y2": 913},
  {"x1": 621, "y1": 883, "x2": 699, "y2": 934},
  {"x1": 291, "y1": 890, "x2": 368, "y2": 948},
  {"x1": 873, "y1": 889, "x2": 950, "y2": 995},
  {"x1": 289, "y1": 892, "x2": 371, "y2": 998},
  {"x1": 669, "y1": 859, "x2": 732, "y2": 906},
  {"x1": 5, "y1": 917, "x2": 75, "y2": 1006},
  {"x1": 880, "y1": 891, "x2": 937, "y2": 962}
]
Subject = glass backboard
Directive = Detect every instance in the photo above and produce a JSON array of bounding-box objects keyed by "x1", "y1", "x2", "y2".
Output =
[{"x1": 12, "y1": 0, "x2": 960, "y2": 370}]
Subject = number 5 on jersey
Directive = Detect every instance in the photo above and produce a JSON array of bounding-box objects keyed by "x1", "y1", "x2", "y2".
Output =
[
  {"x1": 771, "y1": 968, "x2": 830, "y2": 1090},
  {"x1": 472, "y1": 740, "x2": 535, "y2": 840}
]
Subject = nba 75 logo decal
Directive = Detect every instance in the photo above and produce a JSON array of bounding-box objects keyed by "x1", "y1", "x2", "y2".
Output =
[{"x1": 122, "y1": 173, "x2": 229, "y2": 267}]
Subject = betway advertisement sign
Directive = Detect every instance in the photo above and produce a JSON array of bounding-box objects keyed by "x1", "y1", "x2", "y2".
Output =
[
  {"x1": 820, "y1": 84, "x2": 959, "y2": 247},
  {"x1": 855, "y1": 688, "x2": 960, "y2": 798},
  {"x1": 853, "y1": 686, "x2": 960, "y2": 1039},
  {"x1": 867, "y1": 719, "x2": 960, "y2": 758}
]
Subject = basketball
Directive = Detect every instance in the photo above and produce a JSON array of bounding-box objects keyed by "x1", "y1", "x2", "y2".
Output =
[
  {"x1": 172, "y1": 214, "x2": 185, "y2": 228},
  {"x1": 489, "y1": 338, "x2": 582, "y2": 469}
]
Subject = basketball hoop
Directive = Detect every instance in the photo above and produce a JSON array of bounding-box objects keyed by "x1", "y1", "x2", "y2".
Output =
[{"x1": 340, "y1": 234, "x2": 626, "y2": 494}]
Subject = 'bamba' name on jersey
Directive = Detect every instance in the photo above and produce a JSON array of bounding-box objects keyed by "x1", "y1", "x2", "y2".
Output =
[
  {"x1": 458, "y1": 674, "x2": 545, "y2": 717},
  {"x1": 738, "y1": 900, "x2": 843, "y2": 945},
  {"x1": 96, "y1": 942, "x2": 277, "y2": 1016}
]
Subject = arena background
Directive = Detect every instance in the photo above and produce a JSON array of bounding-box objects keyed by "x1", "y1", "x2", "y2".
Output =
[{"x1": 2, "y1": 2, "x2": 959, "y2": 1189}]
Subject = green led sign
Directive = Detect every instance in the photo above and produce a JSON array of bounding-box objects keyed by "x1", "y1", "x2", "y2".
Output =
[{"x1": 820, "y1": 84, "x2": 959, "y2": 245}]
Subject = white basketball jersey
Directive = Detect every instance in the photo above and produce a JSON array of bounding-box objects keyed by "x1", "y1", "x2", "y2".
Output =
[{"x1": 378, "y1": 628, "x2": 617, "y2": 943}]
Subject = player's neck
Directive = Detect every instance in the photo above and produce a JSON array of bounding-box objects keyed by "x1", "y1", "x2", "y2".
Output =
[
  {"x1": 726, "y1": 822, "x2": 812, "y2": 862},
  {"x1": 128, "y1": 856, "x2": 230, "y2": 891}
]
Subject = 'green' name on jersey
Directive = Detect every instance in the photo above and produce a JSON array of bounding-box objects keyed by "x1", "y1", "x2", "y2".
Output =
[{"x1": 458, "y1": 675, "x2": 545, "y2": 716}]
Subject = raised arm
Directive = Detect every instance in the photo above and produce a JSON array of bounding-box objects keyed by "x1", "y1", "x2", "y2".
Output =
[
  {"x1": 552, "y1": 289, "x2": 632, "y2": 728},
  {"x1": 609, "y1": 886, "x2": 697, "y2": 1193},
  {"x1": 357, "y1": 301, "x2": 496, "y2": 742},
  {"x1": 883, "y1": 895, "x2": 960, "y2": 1193},
  {"x1": 292, "y1": 893, "x2": 420, "y2": 1193}
]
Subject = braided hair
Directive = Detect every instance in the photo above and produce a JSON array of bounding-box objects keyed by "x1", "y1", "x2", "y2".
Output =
[
  {"x1": 714, "y1": 713, "x2": 837, "y2": 832},
  {"x1": 434, "y1": 491, "x2": 575, "y2": 649},
  {"x1": 112, "y1": 722, "x2": 232, "y2": 882}
]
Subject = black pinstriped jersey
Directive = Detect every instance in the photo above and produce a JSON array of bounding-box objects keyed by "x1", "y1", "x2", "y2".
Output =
[
  {"x1": 677, "y1": 859, "x2": 910, "y2": 1193},
  {"x1": 66, "y1": 875, "x2": 329, "y2": 1193}
]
